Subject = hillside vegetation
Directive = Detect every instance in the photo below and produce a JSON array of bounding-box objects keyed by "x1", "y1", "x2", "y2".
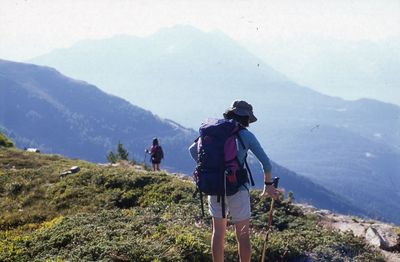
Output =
[
  {"x1": 0, "y1": 132, "x2": 14, "y2": 148},
  {"x1": 0, "y1": 146, "x2": 384, "y2": 261}
]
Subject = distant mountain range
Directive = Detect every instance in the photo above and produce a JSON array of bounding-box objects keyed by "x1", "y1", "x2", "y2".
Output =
[
  {"x1": 245, "y1": 36, "x2": 400, "y2": 106},
  {"x1": 0, "y1": 59, "x2": 368, "y2": 217},
  {"x1": 28, "y1": 25, "x2": 400, "y2": 224},
  {"x1": 0, "y1": 59, "x2": 195, "y2": 172}
]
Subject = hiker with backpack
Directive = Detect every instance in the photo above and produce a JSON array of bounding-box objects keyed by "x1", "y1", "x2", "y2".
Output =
[
  {"x1": 189, "y1": 100, "x2": 279, "y2": 262},
  {"x1": 145, "y1": 137, "x2": 164, "y2": 171}
]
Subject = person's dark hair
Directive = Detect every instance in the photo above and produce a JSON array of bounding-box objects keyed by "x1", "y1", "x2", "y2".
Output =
[
  {"x1": 152, "y1": 137, "x2": 159, "y2": 146},
  {"x1": 223, "y1": 111, "x2": 250, "y2": 127}
]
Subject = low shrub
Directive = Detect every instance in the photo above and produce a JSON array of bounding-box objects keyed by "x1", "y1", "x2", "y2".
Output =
[
  {"x1": 0, "y1": 132, "x2": 14, "y2": 148},
  {"x1": 0, "y1": 148, "x2": 385, "y2": 261}
]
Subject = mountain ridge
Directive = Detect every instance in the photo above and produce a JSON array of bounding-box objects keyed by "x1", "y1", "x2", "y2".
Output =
[
  {"x1": 14, "y1": 26, "x2": 400, "y2": 223},
  {"x1": 0, "y1": 59, "x2": 364, "y2": 217},
  {"x1": 244, "y1": 36, "x2": 400, "y2": 106},
  {"x1": 0, "y1": 58, "x2": 195, "y2": 171}
]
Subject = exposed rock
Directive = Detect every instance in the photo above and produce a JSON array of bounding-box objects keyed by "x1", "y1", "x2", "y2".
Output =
[
  {"x1": 381, "y1": 250, "x2": 400, "y2": 262},
  {"x1": 134, "y1": 165, "x2": 145, "y2": 171},
  {"x1": 172, "y1": 173, "x2": 194, "y2": 181},
  {"x1": 375, "y1": 224, "x2": 400, "y2": 251},
  {"x1": 25, "y1": 147, "x2": 40, "y2": 153},
  {"x1": 328, "y1": 218, "x2": 366, "y2": 237},
  {"x1": 295, "y1": 203, "x2": 400, "y2": 261},
  {"x1": 366, "y1": 227, "x2": 384, "y2": 248},
  {"x1": 97, "y1": 161, "x2": 148, "y2": 172},
  {"x1": 70, "y1": 166, "x2": 80, "y2": 173},
  {"x1": 60, "y1": 170, "x2": 71, "y2": 177},
  {"x1": 97, "y1": 163, "x2": 110, "y2": 167},
  {"x1": 60, "y1": 166, "x2": 80, "y2": 177}
]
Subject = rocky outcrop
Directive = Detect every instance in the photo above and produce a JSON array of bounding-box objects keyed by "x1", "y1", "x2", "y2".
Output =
[{"x1": 296, "y1": 203, "x2": 400, "y2": 261}]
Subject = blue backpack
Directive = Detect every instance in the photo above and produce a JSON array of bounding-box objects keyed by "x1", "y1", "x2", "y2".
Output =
[{"x1": 193, "y1": 118, "x2": 255, "y2": 217}]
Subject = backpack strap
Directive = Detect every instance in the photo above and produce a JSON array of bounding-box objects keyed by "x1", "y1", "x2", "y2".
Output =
[
  {"x1": 199, "y1": 190, "x2": 205, "y2": 217},
  {"x1": 236, "y1": 133, "x2": 255, "y2": 187},
  {"x1": 159, "y1": 146, "x2": 164, "y2": 159},
  {"x1": 193, "y1": 186, "x2": 205, "y2": 217},
  {"x1": 221, "y1": 195, "x2": 226, "y2": 218}
]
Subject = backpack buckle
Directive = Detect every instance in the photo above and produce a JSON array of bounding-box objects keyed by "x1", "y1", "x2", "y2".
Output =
[{"x1": 225, "y1": 169, "x2": 237, "y2": 184}]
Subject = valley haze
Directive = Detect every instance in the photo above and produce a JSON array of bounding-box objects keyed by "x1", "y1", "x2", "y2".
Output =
[
  {"x1": 1, "y1": 25, "x2": 399, "y2": 225},
  {"x1": 28, "y1": 26, "x2": 400, "y2": 225},
  {"x1": 0, "y1": 58, "x2": 367, "y2": 220},
  {"x1": 1, "y1": 1, "x2": 399, "y2": 226}
]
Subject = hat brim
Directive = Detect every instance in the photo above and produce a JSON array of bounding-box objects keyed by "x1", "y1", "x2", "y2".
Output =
[
  {"x1": 249, "y1": 114, "x2": 257, "y2": 123},
  {"x1": 225, "y1": 107, "x2": 257, "y2": 123}
]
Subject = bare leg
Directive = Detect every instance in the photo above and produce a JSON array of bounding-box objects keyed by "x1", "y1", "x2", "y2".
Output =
[
  {"x1": 155, "y1": 163, "x2": 160, "y2": 171},
  {"x1": 212, "y1": 217, "x2": 227, "y2": 262},
  {"x1": 235, "y1": 219, "x2": 251, "y2": 262},
  {"x1": 152, "y1": 163, "x2": 156, "y2": 171}
]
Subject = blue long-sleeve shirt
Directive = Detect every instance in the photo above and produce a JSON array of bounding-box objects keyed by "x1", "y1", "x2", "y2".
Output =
[{"x1": 189, "y1": 128, "x2": 271, "y2": 172}]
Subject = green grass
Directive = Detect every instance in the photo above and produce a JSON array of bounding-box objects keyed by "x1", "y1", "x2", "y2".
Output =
[
  {"x1": 0, "y1": 147, "x2": 384, "y2": 261},
  {"x1": 0, "y1": 132, "x2": 14, "y2": 148}
]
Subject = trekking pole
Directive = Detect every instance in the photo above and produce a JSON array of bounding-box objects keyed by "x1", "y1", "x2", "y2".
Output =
[
  {"x1": 260, "y1": 177, "x2": 280, "y2": 262},
  {"x1": 143, "y1": 150, "x2": 147, "y2": 164}
]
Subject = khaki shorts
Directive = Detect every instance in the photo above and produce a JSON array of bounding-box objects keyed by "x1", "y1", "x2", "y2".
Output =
[{"x1": 208, "y1": 189, "x2": 251, "y2": 223}]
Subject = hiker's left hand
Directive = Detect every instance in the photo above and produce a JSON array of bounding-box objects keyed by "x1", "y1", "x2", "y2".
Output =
[{"x1": 261, "y1": 185, "x2": 280, "y2": 200}]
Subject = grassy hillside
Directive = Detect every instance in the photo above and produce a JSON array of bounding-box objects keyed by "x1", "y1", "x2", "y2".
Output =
[
  {"x1": 0, "y1": 132, "x2": 14, "y2": 148},
  {"x1": 0, "y1": 147, "x2": 384, "y2": 261}
]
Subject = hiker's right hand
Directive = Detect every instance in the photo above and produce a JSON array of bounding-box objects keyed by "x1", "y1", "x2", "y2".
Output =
[{"x1": 261, "y1": 185, "x2": 279, "y2": 200}]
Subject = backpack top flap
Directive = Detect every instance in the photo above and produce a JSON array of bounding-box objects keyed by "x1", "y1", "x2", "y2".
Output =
[
  {"x1": 197, "y1": 119, "x2": 240, "y2": 170},
  {"x1": 199, "y1": 118, "x2": 238, "y2": 138}
]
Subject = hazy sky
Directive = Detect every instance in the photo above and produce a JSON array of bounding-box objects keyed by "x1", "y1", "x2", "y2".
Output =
[{"x1": 1, "y1": 0, "x2": 399, "y2": 61}]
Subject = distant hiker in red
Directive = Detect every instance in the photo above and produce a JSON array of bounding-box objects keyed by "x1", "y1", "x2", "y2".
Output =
[
  {"x1": 145, "y1": 137, "x2": 164, "y2": 171},
  {"x1": 189, "y1": 100, "x2": 279, "y2": 262}
]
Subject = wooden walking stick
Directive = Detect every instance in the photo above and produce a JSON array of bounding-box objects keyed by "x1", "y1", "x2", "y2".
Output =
[{"x1": 261, "y1": 177, "x2": 280, "y2": 262}]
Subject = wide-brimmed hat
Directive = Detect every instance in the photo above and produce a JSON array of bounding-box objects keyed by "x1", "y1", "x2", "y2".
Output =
[{"x1": 224, "y1": 100, "x2": 257, "y2": 123}]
